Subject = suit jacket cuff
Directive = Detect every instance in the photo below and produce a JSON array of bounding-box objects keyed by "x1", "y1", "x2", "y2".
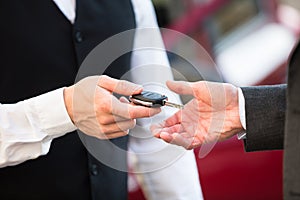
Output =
[{"x1": 241, "y1": 85, "x2": 286, "y2": 151}]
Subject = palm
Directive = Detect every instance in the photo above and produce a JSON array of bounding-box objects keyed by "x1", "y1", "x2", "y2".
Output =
[{"x1": 153, "y1": 81, "x2": 243, "y2": 149}]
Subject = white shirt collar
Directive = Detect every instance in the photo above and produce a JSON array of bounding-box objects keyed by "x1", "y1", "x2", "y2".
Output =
[{"x1": 53, "y1": 0, "x2": 76, "y2": 24}]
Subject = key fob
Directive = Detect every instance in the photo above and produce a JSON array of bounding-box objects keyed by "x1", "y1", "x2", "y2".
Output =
[{"x1": 129, "y1": 91, "x2": 168, "y2": 107}]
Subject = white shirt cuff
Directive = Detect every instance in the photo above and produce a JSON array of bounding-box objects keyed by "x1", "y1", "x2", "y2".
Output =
[
  {"x1": 27, "y1": 87, "x2": 77, "y2": 137},
  {"x1": 237, "y1": 88, "x2": 247, "y2": 140}
]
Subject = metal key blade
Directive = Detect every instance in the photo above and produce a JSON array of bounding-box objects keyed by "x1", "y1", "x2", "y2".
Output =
[{"x1": 164, "y1": 101, "x2": 184, "y2": 109}]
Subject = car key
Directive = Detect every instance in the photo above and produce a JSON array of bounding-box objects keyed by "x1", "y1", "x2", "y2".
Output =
[{"x1": 129, "y1": 91, "x2": 184, "y2": 109}]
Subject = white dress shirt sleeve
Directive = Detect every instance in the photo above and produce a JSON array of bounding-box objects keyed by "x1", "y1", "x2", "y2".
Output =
[
  {"x1": 128, "y1": 0, "x2": 203, "y2": 199},
  {"x1": 0, "y1": 88, "x2": 77, "y2": 167},
  {"x1": 237, "y1": 88, "x2": 247, "y2": 139}
]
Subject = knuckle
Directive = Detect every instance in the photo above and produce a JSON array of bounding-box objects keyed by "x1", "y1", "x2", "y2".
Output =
[
  {"x1": 99, "y1": 100, "x2": 111, "y2": 113},
  {"x1": 129, "y1": 119, "x2": 136, "y2": 129},
  {"x1": 115, "y1": 80, "x2": 126, "y2": 92},
  {"x1": 128, "y1": 108, "x2": 136, "y2": 119},
  {"x1": 122, "y1": 130, "x2": 129, "y2": 136},
  {"x1": 117, "y1": 80, "x2": 140, "y2": 94},
  {"x1": 98, "y1": 135, "x2": 107, "y2": 140},
  {"x1": 148, "y1": 109, "x2": 157, "y2": 117},
  {"x1": 99, "y1": 75, "x2": 109, "y2": 83},
  {"x1": 187, "y1": 146, "x2": 194, "y2": 150},
  {"x1": 128, "y1": 106, "x2": 152, "y2": 119},
  {"x1": 118, "y1": 80, "x2": 127, "y2": 87},
  {"x1": 192, "y1": 83, "x2": 202, "y2": 97},
  {"x1": 116, "y1": 131, "x2": 128, "y2": 138},
  {"x1": 99, "y1": 126, "x2": 110, "y2": 134},
  {"x1": 95, "y1": 132, "x2": 107, "y2": 140},
  {"x1": 184, "y1": 145, "x2": 190, "y2": 150},
  {"x1": 98, "y1": 117, "x2": 109, "y2": 125},
  {"x1": 186, "y1": 142, "x2": 194, "y2": 150}
]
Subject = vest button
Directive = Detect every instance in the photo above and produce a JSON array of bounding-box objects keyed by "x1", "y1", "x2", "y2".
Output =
[
  {"x1": 91, "y1": 164, "x2": 98, "y2": 176},
  {"x1": 75, "y1": 31, "x2": 83, "y2": 43}
]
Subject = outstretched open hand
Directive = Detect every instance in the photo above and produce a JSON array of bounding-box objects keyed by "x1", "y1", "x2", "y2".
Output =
[{"x1": 151, "y1": 80, "x2": 244, "y2": 149}]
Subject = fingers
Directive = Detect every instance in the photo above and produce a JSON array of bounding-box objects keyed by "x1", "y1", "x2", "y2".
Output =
[
  {"x1": 166, "y1": 80, "x2": 194, "y2": 95},
  {"x1": 158, "y1": 130, "x2": 202, "y2": 150},
  {"x1": 167, "y1": 80, "x2": 213, "y2": 102},
  {"x1": 158, "y1": 132, "x2": 173, "y2": 142},
  {"x1": 97, "y1": 96, "x2": 141, "y2": 124},
  {"x1": 81, "y1": 126, "x2": 129, "y2": 140},
  {"x1": 97, "y1": 112, "x2": 131, "y2": 125},
  {"x1": 119, "y1": 96, "x2": 130, "y2": 103},
  {"x1": 154, "y1": 122, "x2": 212, "y2": 149},
  {"x1": 163, "y1": 110, "x2": 182, "y2": 127},
  {"x1": 160, "y1": 132, "x2": 195, "y2": 150},
  {"x1": 98, "y1": 75, "x2": 143, "y2": 95},
  {"x1": 151, "y1": 123, "x2": 183, "y2": 138},
  {"x1": 150, "y1": 110, "x2": 181, "y2": 135},
  {"x1": 99, "y1": 119, "x2": 136, "y2": 135},
  {"x1": 150, "y1": 111, "x2": 182, "y2": 139},
  {"x1": 92, "y1": 130, "x2": 129, "y2": 140},
  {"x1": 95, "y1": 86, "x2": 161, "y2": 119},
  {"x1": 111, "y1": 97, "x2": 161, "y2": 119},
  {"x1": 150, "y1": 111, "x2": 182, "y2": 137},
  {"x1": 104, "y1": 131, "x2": 129, "y2": 139},
  {"x1": 151, "y1": 119, "x2": 203, "y2": 150}
]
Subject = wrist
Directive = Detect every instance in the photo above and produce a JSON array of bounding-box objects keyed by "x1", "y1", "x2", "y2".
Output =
[
  {"x1": 63, "y1": 86, "x2": 74, "y2": 123},
  {"x1": 225, "y1": 84, "x2": 245, "y2": 139}
]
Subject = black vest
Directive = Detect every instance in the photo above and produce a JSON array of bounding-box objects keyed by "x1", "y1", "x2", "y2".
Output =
[{"x1": 0, "y1": 0, "x2": 135, "y2": 199}]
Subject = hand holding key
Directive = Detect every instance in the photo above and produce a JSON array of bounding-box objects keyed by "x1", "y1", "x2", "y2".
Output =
[
  {"x1": 150, "y1": 80, "x2": 244, "y2": 150},
  {"x1": 64, "y1": 76, "x2": 161, "y2": 139}
]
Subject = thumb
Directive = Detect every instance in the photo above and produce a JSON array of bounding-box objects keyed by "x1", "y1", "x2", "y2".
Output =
[
  {"x1": 98, "y1": 75, "x2": 143, "y2": 96},
  {"x1": 166, "y1": 80, "x2": 194, "y2": 95}
]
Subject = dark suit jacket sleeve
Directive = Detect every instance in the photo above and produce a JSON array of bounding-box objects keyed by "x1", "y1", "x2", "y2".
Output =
[{"x1": 241, "y1": 84, "x2": 286, "y2": 151}]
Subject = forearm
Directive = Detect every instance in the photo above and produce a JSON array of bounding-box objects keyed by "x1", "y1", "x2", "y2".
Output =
[
  {"x1": 241, "y1": 84, "x2": 286, "y2": 151},
  {"x1": 0, "y1": 88, "x2": 76, "y2": 167}
]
